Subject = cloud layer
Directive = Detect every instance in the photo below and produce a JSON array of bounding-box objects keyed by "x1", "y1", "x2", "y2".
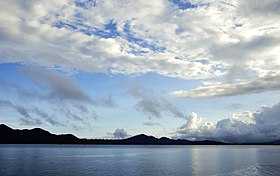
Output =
[
  {"x1": 173, "y1": 102, "x2": 280, "y2": 143},
  {"x1": 1, "y1": 0, "x2": 279, "y2": 97},
  {"x1": 171, "y1": 75, "x2": 280, "y2": 98}
]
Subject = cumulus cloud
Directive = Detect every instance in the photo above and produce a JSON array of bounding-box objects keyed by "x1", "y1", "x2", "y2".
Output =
[
  {"x1": 1, "y1": 0, "x2": 279, "y2": 90},
  {"x1": 171, "y1": 75, "x2": 280, "y2": 98},
  {"x1": 0, "y1": 0, "x2": 222, "y2": 80},
  {"x1": 110, "y1": 128, "x2": 130, "y2": 139},
  {"x1": 172, "y1": 102, "x2": 280, "y2": 143},
  {"x1": 130, "y1": 83, "x2": 185, "y2": 118}
]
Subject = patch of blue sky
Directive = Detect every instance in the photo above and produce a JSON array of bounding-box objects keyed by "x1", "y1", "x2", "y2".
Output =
[
  {"x1": 233, "y1": 23, "x2": 243, "y2": 29},
  {"x1": 97, "y1": 20, "x2": 120, "y2": 38},
  {"x1": 174, "y1": 57, "x2": 209, "y2": 65},
  {"x1": 0, "y1": 63, "x2": 38, "y2": 91},
  {"x1": 75, "y1": 0, "x2": 96, "y2": 9},
  {"x1": 127, "y1": 45, "x2": 149, "y2": 56},
  {"x1": 135, "y1": 72, "x2": 202, "y2": 92},
  {"x1": 194, "y1": 59, "x2": 209, "y2": 64},
  {"x1": 54, "y1": 18, "x2": 120, "y2": 39},
  {"x1": 54, "y1": 21, "x2": 78, "y2": 30},
  {"x1": 74, "y1": 12, "x2": 84, "y2": 19},
  {"x1": 53, "y1": 14, "x2": 165, "y2": 52},
  {"x1": 72, "y1": 70, "x2": 203, "y2": 99},
  {"x1": 73, "y1": 71, "x2": 128, "y2": 96},
  {"x1": 169, "y1": 0, "x2": 198, "y2": 10},
  {"x1": 211, "y1": 63, "x2": 228, "y2": 72},
  {"x1": 174, "y1": 56, "x2": 183, "y2": 60},
  {"x1": 123, "y1": 22, "x2": 166, "y2": 53}
]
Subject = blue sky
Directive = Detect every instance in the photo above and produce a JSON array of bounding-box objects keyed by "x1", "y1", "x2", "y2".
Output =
[{"x1": 0, "y1": 0, "x2": 280, "y2": 143}]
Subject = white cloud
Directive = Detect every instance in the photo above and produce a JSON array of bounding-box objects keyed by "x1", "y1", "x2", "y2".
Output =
[
  {"x1": 172, "y1": 102, "x2": 280, "y2": 143},
  {"x1": 0, "y1": 0, "x2": 279, "y2": 95}
]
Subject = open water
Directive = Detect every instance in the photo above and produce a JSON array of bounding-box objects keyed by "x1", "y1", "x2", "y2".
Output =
[{"x1": 0, "y1": 145, "x2": 279, "y2": 176}]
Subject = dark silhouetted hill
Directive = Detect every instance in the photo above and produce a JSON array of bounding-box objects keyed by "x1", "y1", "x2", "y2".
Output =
[
  {"x1": 263, "y1": 140, "x2": 280, "y2": 145},
  {"x1": 0, "y1": 124, "x2": 279, "y2": 145},
  {"x1": 0, "y1": 124, "x2": 79, "y2": 144}
]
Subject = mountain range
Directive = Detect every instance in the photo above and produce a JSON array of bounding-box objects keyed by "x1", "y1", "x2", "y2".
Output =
[{"x1": 0, "y1": 124, "x2": 279, "y2": 145}]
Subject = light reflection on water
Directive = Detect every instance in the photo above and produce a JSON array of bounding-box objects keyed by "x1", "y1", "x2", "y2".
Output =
[{"x1": 0, "y1": 145, "x2": 279, "y2": 176}]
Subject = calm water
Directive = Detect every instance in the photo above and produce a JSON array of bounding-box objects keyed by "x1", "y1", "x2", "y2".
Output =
[{"x1": 0, "y1": 145, "x2": 280, "y2": 176}]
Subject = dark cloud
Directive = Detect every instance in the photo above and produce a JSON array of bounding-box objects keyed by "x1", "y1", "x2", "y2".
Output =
[
  {"x1": 173, "y1": 102, "x2": 280, "y2": 143},
  {"x1": 0, "y1": 99, "x2": 42, "y2": 126},
  {"x1": 130, "y1": 83, "x2": 185, "y2": 118},
  {"x1": 32, "y1": 106, "x2": 64, "y2": 126},
  {"x1": 1, "y1": 65, "x2": 115, "y2": 108},
  {"x1": 59, "y1": 104, "x2": 98, "y2": 121},
  {"x1": 238, "y1": 0, "x2": 280, "y2": 17},
  {"x1": 225, "y1": 64, "x2": 253, "y2": 83},
  {"x1": 13, "y1": 105, "x2": 32, "y2": 119},
  {"x1": 20, "y1": 117, "x2": 42, "y2": 126},
  {"x1": 59, "y1": 106, "x2": 85, "y2": 122},
  {"x1": 143, "y1": 122, "x2": 161, "y2": 126},
  {"x1": 171, "y1": 75, "x2": 280, "y2": 98},
  {"x1": 0, "y1": 99, "x2": 72, "y2": 127},
  {"x1": 212, "y1": 35, "x2": 280, "y2": 64},
  {"x1": 20, "y1": 66, "x2": 92, "y2": 102},
  {"x1": 0, "y1": 99, "x2": 13, "y2": 106},
  {"x1": 0, "y1": 96, "x2": 95, "y2": 129},
  {"x1": 0, "y1": 65, "x2": 117, "y2": 130}
]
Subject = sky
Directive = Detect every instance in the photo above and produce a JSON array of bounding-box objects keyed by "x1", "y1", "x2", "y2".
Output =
[{"x1": 0, "y1": 0, "x2": 280, "y2": 143}]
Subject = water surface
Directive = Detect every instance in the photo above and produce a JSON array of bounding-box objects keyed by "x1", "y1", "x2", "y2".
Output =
[{"x1": 0, "y1": 145, "x2": 279, "y2": 176}]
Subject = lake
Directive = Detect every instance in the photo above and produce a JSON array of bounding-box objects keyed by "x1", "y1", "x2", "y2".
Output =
[{"x1": 0, "y1": 145, "x2": 279, "y2": 176}]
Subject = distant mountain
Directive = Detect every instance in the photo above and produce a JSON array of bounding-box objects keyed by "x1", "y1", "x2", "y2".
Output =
[
  {"x1": 263, "y1": 140, "x2": 280, "y2": 145},
  {"x1": 0, "y1": 124, "x2": 279, "y2": 145},
  {"x1": 123, "y1": 134, "x2": 159, "y2": 144},
  {"x1": 0, "y1": 124, "x2": 79, "y2": 144}
]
